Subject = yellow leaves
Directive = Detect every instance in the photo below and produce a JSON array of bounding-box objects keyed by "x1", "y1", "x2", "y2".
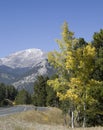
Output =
[
  {"x1": 47, "y1": 78, "x2": 60, "y2": 91},
  {"x1": 65, "y1": 44, "x2": 96, "y2": 81},
  {"x1": 82, "y1": 45, "x2": 95, "y2": 69},
  {"x1": 48, "y1": 52, "x2": 55, "y2": 66},
  {"x1": 48, "y1": 42, "x2": 97, "y2": 107},
  {"x1": 79, "y1": 61, "x2": 84, "y2": 69},
  {"x1": 66, "y1": 58, "x2": 74, "y2": 69},
  {"x1": 66, "y1": 90, "x2": 78, "y2": 101},
  {"x1": 48, "y1": 49, "x2": 67, "y2": 70},
  {"x1": 66, "y1": 50, "x2": 76, "y2": 70},
  {"x1": 47, "y1": 22, "x2": 100, "y2": 110},
  {"x1": 57, "y1": 92, "x2": 66, "y2": 100},
  {"x1": 68, "y1": 78, "x2": 82, "y2": 93},
  {"x1": 56, "y1": 78, "x2": 82, "y2": 102},
  {"x1": 69, "y1": 78, "x2": 82, "y2": 89},
  {"x1": 65, "y1": 78, "x2": 83, "y2": 103},
  {"x1": 47, "y1": 77, "x2": 69, "y2": 92},
  {"x1": 83, "y1": 44, "x2": 95, "y2": 57},
  {"x1": 57, "y1": 90, "x2": 78, "y2": 102},
  {"x1": 62, "y1": 22, "x2": 73, "y2": 39}
]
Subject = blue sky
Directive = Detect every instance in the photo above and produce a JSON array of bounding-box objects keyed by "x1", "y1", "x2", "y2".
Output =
[{"x1": 0, "y1": 0, "x2": 103, "y2": 58}]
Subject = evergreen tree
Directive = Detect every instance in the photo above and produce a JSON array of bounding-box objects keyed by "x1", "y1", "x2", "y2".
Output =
[
  {"x1": 92, "y1": 29, "x2": 103, "y2": 50},
  {"x1": 89, "y1": 29, "x2": 103, "y2": 126},
  {"x1": 0, "y1": 83, "x2": 6, "y2": 106},
  {"x1": 15, "y1": 89, "x2": 31, "y2": 105},
  {"x1": 46, "y1": 74, "x2": 59, "y2": 107},
  {"x1": 0, "y1": 83, "x2": 18, "y2": 106},
  {"x1": 92, "y1": 29, "x2": 103, "y2": 81},
  {"x1": 6, "y1": 85, "x2": 18, "y2": 101},
  {"x1": 46, "y1": 84, "x2": 59, "y2": 107},
  {"x1": 32, "y1": 75, "x2": 47, "y2": 106},
  {"x1": 74, "y1": 38, "x2": 87, "y2": 49}
]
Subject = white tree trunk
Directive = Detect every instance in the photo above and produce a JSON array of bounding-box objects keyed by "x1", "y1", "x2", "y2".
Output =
[{"x1": 71, "y1": 110, "x2": 74, "y2": 128}]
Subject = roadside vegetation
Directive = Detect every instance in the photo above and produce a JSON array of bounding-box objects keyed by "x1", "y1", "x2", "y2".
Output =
[{"x1": 0, "y1": 108, "x2": 103, "y2": 130}]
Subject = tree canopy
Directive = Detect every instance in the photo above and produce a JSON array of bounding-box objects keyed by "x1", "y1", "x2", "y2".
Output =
[{"x1": 47, "y1": 22, "x2": 103, "y2": 127}]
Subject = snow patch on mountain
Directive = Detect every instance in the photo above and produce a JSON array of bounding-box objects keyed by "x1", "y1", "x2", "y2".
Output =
[{"x1": 0, "y1": 48, "x2": 46, "y2": 68}]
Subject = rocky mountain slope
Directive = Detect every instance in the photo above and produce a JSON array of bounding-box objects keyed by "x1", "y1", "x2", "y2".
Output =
[{"x1": 0, "y1": 48, "x2": 54, "y2": 93}]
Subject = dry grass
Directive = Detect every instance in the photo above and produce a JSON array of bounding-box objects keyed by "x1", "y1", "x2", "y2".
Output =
[{"x1": 0, "y1": 107, "x2": 103, "y2": 130}]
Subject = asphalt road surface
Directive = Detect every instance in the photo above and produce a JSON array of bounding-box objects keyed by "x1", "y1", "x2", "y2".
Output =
[{"x1": 0, "y1": 105, "x2": 49, "y2": 116}]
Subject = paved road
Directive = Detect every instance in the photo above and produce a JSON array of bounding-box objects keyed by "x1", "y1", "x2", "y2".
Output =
[{"x1": 0, "y1": 105, "x2": 49, "y2": 117}]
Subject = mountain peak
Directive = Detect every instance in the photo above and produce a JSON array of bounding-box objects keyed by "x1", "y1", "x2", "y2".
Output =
[
  {"x1": 0, "y1": 48, "x2": 46, "y2": 68},
  {"x1": 7, "y1": 48, "x2": 43, "y2": 57}
]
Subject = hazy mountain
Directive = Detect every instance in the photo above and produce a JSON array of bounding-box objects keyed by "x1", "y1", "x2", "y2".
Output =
[{"x1": 0, "y1": 48, "x2": 54, "y2": 93}]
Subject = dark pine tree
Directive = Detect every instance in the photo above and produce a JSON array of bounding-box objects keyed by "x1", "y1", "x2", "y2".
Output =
[
  {"x1": 33, "y1": 75, "x2": 48, "y2": 106},
  {"x1": 46, "y1": 83, "x2": 59, "y2": 107},
  {"x1": 15, "y1": 89, "x2": 31, "y2": 105}
]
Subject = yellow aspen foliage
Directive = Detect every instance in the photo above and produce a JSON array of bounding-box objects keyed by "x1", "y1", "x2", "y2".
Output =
[
  {"x1": 47, "y1": 22, "x2": 103, "y2": 128},
  {"x1": 66, "y1": 44, "x2": 96, "y2": 81},
  {"x1": 47, "y1": 22, "x2": 102, "y2": 116}
]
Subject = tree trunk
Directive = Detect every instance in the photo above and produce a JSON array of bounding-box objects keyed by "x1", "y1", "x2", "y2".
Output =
[
  {"x1": 83, "y1": 102, "x2": 86, "y2": 128},
  {"x1": 71, "y1": 110, "x2": 74, "y2": 128}
]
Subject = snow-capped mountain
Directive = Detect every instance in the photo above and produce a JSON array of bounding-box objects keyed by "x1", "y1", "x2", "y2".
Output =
[
  {"x1": 0, "y1": 48, "x2": 46, "y2": 68},
  {"x1": 0, "y1": 48, "x2": 54, "y2": 93}
]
